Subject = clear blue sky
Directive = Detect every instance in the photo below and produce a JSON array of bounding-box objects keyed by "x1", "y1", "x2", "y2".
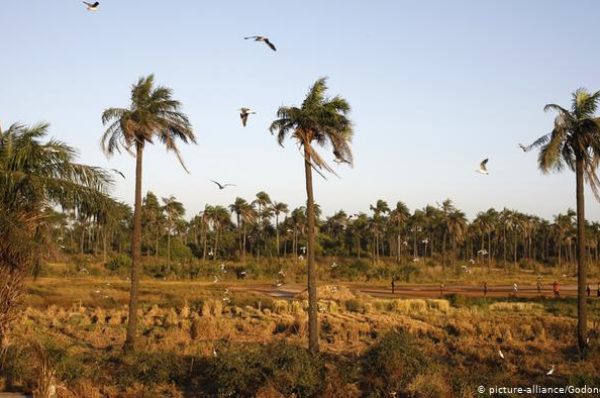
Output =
[{"x1": 2, "y1": 0, "x2": 600, "y2": 221}]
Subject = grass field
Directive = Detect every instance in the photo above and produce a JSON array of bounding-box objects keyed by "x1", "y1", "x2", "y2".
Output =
[{"x1": 2, "y1": 275, "x2": 599, "y2": 397}]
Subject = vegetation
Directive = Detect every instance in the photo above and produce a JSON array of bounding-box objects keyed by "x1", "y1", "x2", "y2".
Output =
[{"x1": 0, "y1": 123, "x2": 114, "y2": 363}]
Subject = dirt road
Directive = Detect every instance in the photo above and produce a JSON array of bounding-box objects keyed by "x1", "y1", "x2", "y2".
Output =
[{"x1": 231, "y1": 282, "x2": 587, "y2": 300}]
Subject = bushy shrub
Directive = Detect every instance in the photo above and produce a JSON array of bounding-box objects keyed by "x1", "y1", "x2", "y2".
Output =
[
  {"x1": 199, "y1": 342, "x2": 324, "y2": 396},
  {"x1": 106, "y1": 253, "x2": 131, "y2": 272},
  {"x1": 361, "y1": 329, "x2": 428, "y2": 395}
]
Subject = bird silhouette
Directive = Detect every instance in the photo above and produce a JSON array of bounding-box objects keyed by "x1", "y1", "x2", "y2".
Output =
[
  {"x1": 210, "y1": 179, "x2": 236, "y2": 190},
  {"x1": 239, "y1": 108, "x2": 256, "y2": 127},
  {"x1": 83, "y1": 1, "x2": 100, "y2": 11},
  {"x1": 476, "y1": 159, "x2": 489, "y2": 175},
  {"x1": 244, "y1": 36, "x2": 277, "y2": 51}
]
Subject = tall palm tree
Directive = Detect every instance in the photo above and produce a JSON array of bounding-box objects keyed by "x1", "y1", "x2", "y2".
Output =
[
  {"x1": 101, "y1": 74, "x2": 195, "y2": 351},
  {"x1": 528, "y1": 88, "x2": 600, "y2": 353},
  {"x1": 270, "y1": 77, "x2": 353, "y2": 354},
  {"x1": 272, "y1": 201, "x2": 289, "y2": 257}
]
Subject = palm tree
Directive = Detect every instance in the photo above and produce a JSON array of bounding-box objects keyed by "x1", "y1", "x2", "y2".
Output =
[
  {"x1": 101, "y1": 75, "x2": 195, "y2": 351},
  {"x1": 389, "y1": 201, "x2": 410, "y2": 263},
  {"x1": 0, "y1": 122, "x2": 113, "y2": 359},
  {"x1": 269, "y1": 77, "x2": 353, "y2": 354},
  {"x1": 272, "y1": 201, "x2": 289, "y2": 257},
  {"x1": 230, "y1": 197, "x2": 249, "y2": 258},
  {"x1": 447, "y1": 209, "x2": 468, "y2": 267},
  {"x1": 528, "y1": 88, "x2": 600, "y2": 353},
  {"x1": 162, "y1": 196, "x2": 185, "y2": 272}
]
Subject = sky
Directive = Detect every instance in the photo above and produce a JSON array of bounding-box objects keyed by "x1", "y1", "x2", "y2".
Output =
[{"x1": 2, "y1": 0, "x2": 600, "y2": 221}]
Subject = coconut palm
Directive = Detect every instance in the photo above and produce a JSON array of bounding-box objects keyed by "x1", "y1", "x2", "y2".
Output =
[
  {"x1": 528, "y1": 88, "x2": 600, "y2": 352},
  {"x1": 101, "y1": 74, "x2": 195, "y2": 351},
  {"x1": 269, "y1": 77, "x2": 353, "y2": 354}
]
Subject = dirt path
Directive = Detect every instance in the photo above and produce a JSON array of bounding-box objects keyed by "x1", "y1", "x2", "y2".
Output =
[{"x1": 231, "y1": 282, "x2": 586, "y2": 300}]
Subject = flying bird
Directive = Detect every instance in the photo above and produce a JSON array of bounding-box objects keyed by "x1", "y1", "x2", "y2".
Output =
[
  {"x1": 476, "y1": 159, "x2": 489, "y2": 175},
  {"x1": 210, "y1": 180, "x2": 236, "y2": 190},
  {"x1": 518, "y1": 143, "x2": 532, "y2": 152},
  {"x1": 498, "y1": 349, "x2": 505, "y2": 359},
  {"x1": 83, "y1": 1, "x2": 100, "y2": 11},
  {"x1": 546, "y1": 365, "x2": 555, "y2": 376},
  {"x1": 244, "y1": 36, "x2": 277, "y2": 51},
  {"x1": 212, "y1": 275, "x2": 219, "y2": 284},
  {"x1": 111, "y1": 169, "x2": 125, "y2": 179},
  {"x1": 239, "y1": 108, "x2": 256, "y2": 127}
]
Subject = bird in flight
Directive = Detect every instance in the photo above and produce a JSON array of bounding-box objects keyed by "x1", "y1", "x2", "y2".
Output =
[
  {"x1": 210, "y1": 179, "x2": 236, "y2": 190},
  {"x1": 83, "y1": 1, "x2": 100, "y2": 11},
  {"x1": 111, "y1": 169, "x2": 125, "y2": 179},
  {"x1": 476, "y1": 158, "x2": 489, "y2": 175},
  {"x1": 546, "y1": 365, "x2": 555, "y2": 375},
  {"x1": 239, "y1": 108, "x2": 256, "y2": 127},
  {"x1": 518, "y1": 143, "x2": 532, "y2": 152},
  {"x1": 244, "y1": 36, "x2": 277, "y2": 51}
]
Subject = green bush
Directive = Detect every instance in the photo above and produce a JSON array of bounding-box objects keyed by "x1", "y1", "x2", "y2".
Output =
[
  {"x1": 106, "y1": 253, "x2": 131, "y2": 272},
  {"x1": 199, "y1": 342, "x2": 324, "y2": 396},
  {"x1": 361, "y1": 329, "x2": 428, "y2": 395}
]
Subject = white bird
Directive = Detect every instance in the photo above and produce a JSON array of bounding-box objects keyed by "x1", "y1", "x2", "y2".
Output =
[
  {"x1": 476, "y1": 158, "x2": 489, "y2": 175},
  {"x1": 298, "y1": 255, "x2": 304, "y2": 260},
  {"x1": 468, "y1": 259, "x2": 475, "y2": 264},
  {"x1": 212, "y1": 275, "x2": 219, "y2": 284},
  {"x1": 546, "y1": 365, "x2": 555, "y2": 375},
  {"x1": 213, "y1": 348, "x2": 218, "y2": 358},
  {"x1": 498, "y1": 349, "x2": 505, "y2": 359},
  {"x1": 244, "y1": 36, "x2": 277, "y2": 51},
  {"x1": 276, "y1": 282, "x2": 283, "y2": 287},
  {"x1": 220, "y1": 263, "x2": 226, "y2": 271},
  {"x1": 210, "y1": 179, "x2": 236, "y2": 190},
  {"x1": 331, "y1": 262, "x2": 338, "y2": 268},
  {"x1": 402, "y1": 240, "x2": 409, "y2": 246},
  {"x1": 83, "y1": 1, "x2": 100, "y2": 11},
  {"x1": 412, "y1": 257, "x2": 420, "y2": 263},
  {"x1": 300, "y1": 246, "x2": 307, "y2": 254},
  {"x1": 239, "y1": 108, "x2": 256, "y2": 127},
  {"x1": 224, "y1": 288, "x2": 230, "y2": 295},
  {"x1": 477, "y1": 249, "x2": 488, "y2": 256}
]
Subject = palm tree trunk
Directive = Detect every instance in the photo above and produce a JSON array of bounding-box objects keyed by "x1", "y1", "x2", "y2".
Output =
[
  {"x1": 442, "y1": 232, "x2": 447, "y2": 270},
  {"x1": 575, "y1": 157, "x2": 587, "y2": 353},
  {"x1": 167, "y1": 231, "x2": 171, "y2": 273},
  {"x1": 304, "y1": 145, "x2": 319, "y2": 354},
  {"x1": 125, "y1": 143, "x2": 144, "y2": 352},
  {"x1": 276, "y1": 215, "x2": 280, "y2": 257}
]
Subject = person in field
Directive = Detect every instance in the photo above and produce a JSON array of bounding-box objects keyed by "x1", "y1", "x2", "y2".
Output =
[{"x1": 391, "y1": 277, "x2": 395, "y2": 294}]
